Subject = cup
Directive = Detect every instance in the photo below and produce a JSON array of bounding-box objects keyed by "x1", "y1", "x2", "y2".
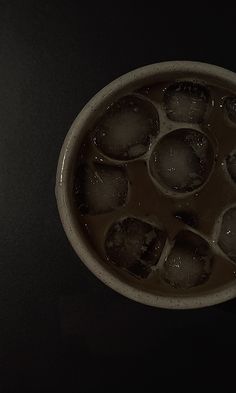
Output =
[{"x1": 56, "y1": 61, "x2": 236, "y2": 309}]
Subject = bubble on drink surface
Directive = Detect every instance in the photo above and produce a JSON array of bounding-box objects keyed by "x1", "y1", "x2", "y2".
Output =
[
  {"x1": 149, "y1": 129, "x2": 214, "y2": 193},
  {"x1": 105, "y1": 217, "x2": 167, "y2": 278},
  {"x1": 94, "y1": 95, "x2": 159, "y2": 160},
  {"x1": 218, "y1": 207, "x2": 236, "y2": 262},
  {"x1": 74, "y1": 164, "x2": 128, "y2": 215},
  {"x1": 162, "y1": 231, "x2": 212, "y2": 289},
  {"x1": 224, "y1": 97, "x2": 236, "y2": 124},
  {"x1": 164, "y1": 81, "x2": 210, "y2": 123},
  {"x1": 226, "y1": 150, "x2": 236, "y2": 183}
]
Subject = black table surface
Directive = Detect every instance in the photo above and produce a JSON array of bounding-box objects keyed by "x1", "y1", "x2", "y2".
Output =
[{"x1": 1, "y1": 2, "x2": 236, "y2": 392}]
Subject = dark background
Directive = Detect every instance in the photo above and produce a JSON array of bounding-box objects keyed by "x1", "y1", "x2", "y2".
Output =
[{"x1": 1, "y1": 1, "x2": 236, "y2": 392}]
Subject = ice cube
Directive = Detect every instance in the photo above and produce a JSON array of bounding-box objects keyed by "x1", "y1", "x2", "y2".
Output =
[
  {"x1": 74, "y1": 164, "x2": 128, "y2": 215},
  {"x1": 105, "y1": 217, "x2": 167, "y2": 278},
  {"x1": 224, "y1": 97, "x2": 236, "y2": 123},
  {"x1": 226, "y1": 151, "x2": 236, "y2": 183},
  {"x1": 94, "y1": 95, "x2": 159, "y2": 160},
  {"x1": 149, "y1": 129, "x2": 214, "y2": 193},
  {"x1": 164, "y1": 81, "x2": 209, "y2": 123},
  {"x1": 162, "y1": 231, "x2": 212, "y2": 289},
  {"x1": 218, "y1": 207, "x2": 236, "y2": 262}
]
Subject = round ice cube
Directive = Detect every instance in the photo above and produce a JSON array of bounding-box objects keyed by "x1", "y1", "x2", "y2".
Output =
[
  {"x1": 226, "y1": 151, "x2": 236, "y2": 183},
  {"x1": 149, "y1": 129, "x2": 214, "y2": 193},
  {"x1": 218, "y1": 207, "x2": 236, "y2": 262},
  {"x1": 105, "y1": 217, "x2": 167, "y2": 278},
  {"x1": 162, "y1": 231, "x2": 212, "y2": 289},
  {"x1": 164, "y1": 81, "x2": 209, "y2": 123},
  {"x1": 224, "y1": 97, "x2": 236, "y2": 124},
  {"x1": 74, "y1": 164, "x2": 128, "y2": 215},
  {"x1": 94, "y1": 95, "x2": 159, "y2": 160}
]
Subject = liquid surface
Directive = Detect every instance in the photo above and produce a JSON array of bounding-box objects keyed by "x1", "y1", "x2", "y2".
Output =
[{"x1": 72, "y1": 76, "x2": 236, "y2": 296}]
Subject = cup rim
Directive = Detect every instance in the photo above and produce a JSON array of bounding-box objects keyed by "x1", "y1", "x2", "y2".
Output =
[{"x1": 56, "y1": 60, "x2": 236, "y2": 309}]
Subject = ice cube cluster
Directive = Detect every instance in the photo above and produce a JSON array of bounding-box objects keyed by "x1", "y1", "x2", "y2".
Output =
[{"x1": 74, "y1": 79, "x2": 236, "y2": 290}]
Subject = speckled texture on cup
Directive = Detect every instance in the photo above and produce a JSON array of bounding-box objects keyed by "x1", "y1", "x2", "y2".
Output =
[{"x1": 56, "y1": 61, "x2": 236, "y2": 309}]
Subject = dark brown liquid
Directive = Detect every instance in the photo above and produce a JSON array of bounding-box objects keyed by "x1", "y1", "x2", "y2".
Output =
[{"x1": 72, "y1": 75, "x2": 236, "y2": 296}]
